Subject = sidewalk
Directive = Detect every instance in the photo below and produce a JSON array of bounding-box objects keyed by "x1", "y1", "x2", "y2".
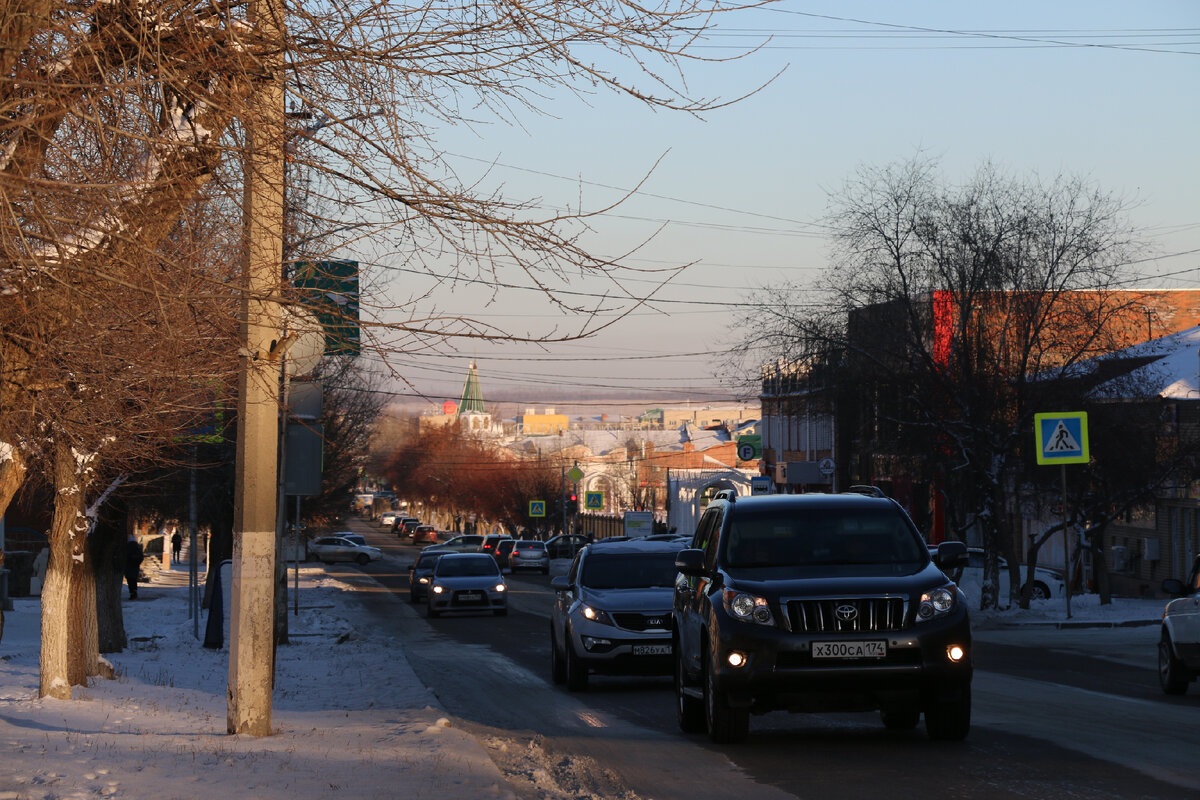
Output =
[{"x1": 0, "y1": 561, "x2": 517, "y2": 800}]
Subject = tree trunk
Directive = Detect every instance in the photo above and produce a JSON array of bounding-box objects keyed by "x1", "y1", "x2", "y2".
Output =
[{"x1": 93, "y1": 503, "x2": 128, "y2": 654}]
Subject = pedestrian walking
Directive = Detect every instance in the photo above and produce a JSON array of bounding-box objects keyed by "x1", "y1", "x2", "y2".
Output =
[
  {"x1": 171, "y1": 531, "x2": 182, "y2": 563},
  {"x1": 124, "y1": 533, "x2": 144, "y2": 599}
]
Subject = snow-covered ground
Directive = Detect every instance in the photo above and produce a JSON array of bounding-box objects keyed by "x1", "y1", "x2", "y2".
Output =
[{"x1": 0, "y1": 559, "x2": 1172, "y2": 800}]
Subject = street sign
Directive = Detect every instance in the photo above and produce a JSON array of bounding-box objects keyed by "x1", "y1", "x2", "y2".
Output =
[
  {"x1": 528, "y1": 500, "x2": 546, "y2": 518},
  {"x1": 750, "y1": 476, "x2": 772, "y2": 496},
  {"x1": 293, "y1": 260, "x2": 361, "y2": 356},
  {"x1": 818, "y1": 457, "x2": 835, "y2": 476},
  {"x1": 1034, "y1": 412, "x2": 1090, "y2": 465},
  {"x1": 584, "y1": 491, "x2": 604, "y2": 510},
  {"x1": 567, "y1": 466, "x2": 585, "y2": 483},
  {"x1": 736, "y1": 435, "x2": 762, "y2": 462}
]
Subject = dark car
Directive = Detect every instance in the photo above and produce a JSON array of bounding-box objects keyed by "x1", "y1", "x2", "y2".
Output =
[
  {"x1": 546, "y1": 533, "x2": 592, "y2": 560},
  {"x1": 391, "y1": 517, "x2": 420, "y2": 537},
  {"x1": 481, "y1": 534, "x2": 513, "y2": 560},
  {"x1": 673, "y1": 490, "x2": 972, "y2": 743},
  {"x1": 494, "y1": 538, "x2": 518, "y2": 569},
  {"x1": 550, "y1": 538, "x2": 686, "y2": 690},
  {"x1": 408, "y1": 548, "x2": 449, "y2": 603}
]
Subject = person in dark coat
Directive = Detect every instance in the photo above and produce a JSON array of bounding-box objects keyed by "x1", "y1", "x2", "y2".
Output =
[
  {"x1": 125, "y1": 534, "x2": 144, "y2": 599},
  {"x1": 171, "y1": 531, "x2": 182, "y2": 563}
]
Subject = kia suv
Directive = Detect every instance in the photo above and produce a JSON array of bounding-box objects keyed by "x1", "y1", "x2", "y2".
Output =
[
  {"x1": 550, "y1": 538, "x2": 687, "y2": 691},
  {"x1": 673, "y1": 490, "x2": 972, "y2": 743},
  {"x1": 1159, "y1": 554, "x2": 1200, "y2": 695}
]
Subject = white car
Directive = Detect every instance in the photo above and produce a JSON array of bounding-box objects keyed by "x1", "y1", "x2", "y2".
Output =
[
  {"x1": 942, "y1": 547, "x2": 1065, "y2": 601},
  {"x1": 308, "y1": 536, "x2": 383, "y2": 566},
  {"x1": 379, "y1": 512, "x2": 399, "y2": 528},
  {"x1": 1159, "y1": 554, "x2": 1200, "y2": 695}
]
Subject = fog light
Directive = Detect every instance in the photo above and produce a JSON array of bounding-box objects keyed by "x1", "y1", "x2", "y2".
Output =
[
  {"x1": 946, "y1": 644, "x2": 965, "y2": 663},
  {"x1": 727, "y1": 651, "x2": 747, "y2": 668},
  {"x1": 582, "y1": 636, "x2": 611, "y2": 651}
]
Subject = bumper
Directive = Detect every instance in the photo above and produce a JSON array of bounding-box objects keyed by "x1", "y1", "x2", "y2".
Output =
[
  {"x1": 709, "y1": 612, "x2": 972, "y2": 713},
  {"x1": 569, "y1": 620, "x2": 673, "y2": 675},
  {"x1": 429, "y1": 590, "x2": 507, "y2": 613}
]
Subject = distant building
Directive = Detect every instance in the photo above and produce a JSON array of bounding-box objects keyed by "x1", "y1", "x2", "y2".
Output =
[
  {"x1": 418, "y1": 360, "x2": 499, "y2": 435},
  {"x1": 517, "y1": 407, "x2": 569, "y2": 435}
]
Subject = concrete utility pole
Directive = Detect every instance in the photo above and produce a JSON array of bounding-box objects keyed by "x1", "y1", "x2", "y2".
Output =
[{"x1": 229, "y1": 0, "x2": 286, "y2": 737}]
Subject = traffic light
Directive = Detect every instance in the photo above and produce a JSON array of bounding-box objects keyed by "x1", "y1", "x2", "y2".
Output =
[{"x1": 569, "y1": 493, "x2": 578, "y2": 514}]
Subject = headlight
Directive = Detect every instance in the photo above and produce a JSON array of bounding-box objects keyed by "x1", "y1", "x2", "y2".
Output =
[
  {"x1": 916, "y1": 585, "x2": 957, "y2": 622},
  {"x1": 418, "y1": 577, "x2": 429, "y2": 584},
  {"x1": 495, "y1": 584, "x2": 506, "y2": 592},
  {"x1": 722, "y1": 589, "x2": 775, "y2": 626},
  {"x1": 580, "y1": 604, "x2": 614, "y2": 626},
  {"x1": 432, "y1": 585, "x2": 445, "y2": 594}
]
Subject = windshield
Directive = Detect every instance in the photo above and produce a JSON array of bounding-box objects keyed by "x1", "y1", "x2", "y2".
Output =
[
  {"x1": 417, "y1": 552, "x2": 444, "y2": 568},
  {"x1": 580, "y1": 553, "x2": 679, "y2": 589},
  {"x1": 437, "y1": 557, "x2": 500, "y2": 578},
  {"x1": 723, "y1": 507, "x2": 927, "y2": 568}
]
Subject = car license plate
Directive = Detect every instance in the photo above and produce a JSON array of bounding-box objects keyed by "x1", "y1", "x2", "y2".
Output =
[
  {"x1": 632, "y1": 644, "x2": 670, "y2": 656},
  {"x1": 812, "y1": 640, "x2": 886, "y2": 659},
  {"x1": 458, "y1": 591, "x2": 482, "y2": 602}
]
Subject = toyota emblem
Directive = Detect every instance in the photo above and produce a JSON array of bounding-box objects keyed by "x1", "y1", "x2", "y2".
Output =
[{"x1": 835, "y1": 604, "x2": 858, "y2": 622}]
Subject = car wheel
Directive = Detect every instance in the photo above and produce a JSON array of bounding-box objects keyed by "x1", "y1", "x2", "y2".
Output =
[
  {"x1": 925, "y1": 684, "x2": 971, "y2": 741},
  {"x1": 1026, "y1": 581, "x2": 1051, "y2": 601},
  {"x1": 550, "y1": 623, "x2": 567, "y2": 685},
  {"x1": 356, "y1": 553, "x2": 369, "y2": 566},
  {"x1": 1159, "y1": 630, "x2": 1192, "y2": 695},
  {"x1": 704, "y1": 650, "x2": 748, "y2": 743},
  {"x1": 880, "y1": 709, "x2": 920, "y2": 730},
  {"x1": 675, "y1": 647, "x2": 704, "y2": 733},
  {"x1": 565, "y1": 630, "x2": 589, "y2": 692}
]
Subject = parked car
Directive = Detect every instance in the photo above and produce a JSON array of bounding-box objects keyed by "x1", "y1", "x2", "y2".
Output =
[
  {"x1": 408, "y1": 548, "x2": 449, "y2": 603},
  {"x1": 673, "y1": 490, "x2": 972, "y2": 743},
  {"x1": 1159, "y1": 554, "x2": 1200, "y2": 695},
  {"x1": 509, "y1": 540, "x2": 550, "y2": 574},
  {"x1": 481, "y1": 534, "x2": 513, "y2": 560},
  {"x1": 426, "y1": 553, "x2": 508, "y2": 617},
  {"x1": 379, "y1": 512, "x2": 399, "y2": 528},
  {"x1": 328, "y1": 532, "x2": 367, "y2": 546},
  {"x1": 494, "y1": 538, "x2": 518, "y2": 569},
  {"x1": 412, "y1": 525, "x2": 439, "y2": 545},
  {"x1": 940, "y1": 547, "x2": 1065, "y2": 601},
  {"x1": 438, "y1": 534, "x2": 485, "y2": 553},
  {"x1": 545, "y1": 533, "x2": 592, "y2": 560},
  {"x1": 550, "y1": 538, "x2": 686, "y2": 691},
  {"x1": 307, "y1": 536, "x2": 383, "y2": 566}
]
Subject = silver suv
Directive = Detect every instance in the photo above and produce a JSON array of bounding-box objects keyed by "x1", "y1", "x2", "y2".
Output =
[
  {"x1": 1159, "y1": 554, "x2": 1200, "y2": 695},
  {"x1": 549, "y1": 538, "x2": 686, "y2": 691}
]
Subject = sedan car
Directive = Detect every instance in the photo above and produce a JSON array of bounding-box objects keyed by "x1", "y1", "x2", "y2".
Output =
[
  {"x1": 408, "y1": 548, "x2": 449, "y2": 603},
  {"x1": 940, "y1": 546, "x2": 1065, "y2": 601},
  {"x1": 545, "y1": 533, "x2": 592, "y2": 560},
  {"x1": 307, "y1": 536, "x2": 383, "y2": 566},
  {"x1": 549, "y1": 538, "x2": 684, "y2": 691},
  {"x1": 509, "y1": 540, "x2": 549, "y2": 574},
  {"x1": 412, "y1": 525, "x2": 439, "y2": 545},
  {"x1": 426, "y1": 553, "x2": 507, "y2": 617},
  {"x1": 1159, "y1": 554, "x2": 1200, "y2": 695},
  {"x1": 438, "y1": 534, "x2": 485, "y2": 553},
  {"x1": 494, "y1": 538, "x2": 518, "y2": 569},
  {"x1": 379, "y1": 511, "x2": 399, "y2": 528}
]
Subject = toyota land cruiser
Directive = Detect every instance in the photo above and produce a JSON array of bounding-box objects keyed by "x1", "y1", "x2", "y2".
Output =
[{"x1": 672, "y1": 490, "x2": 972, "y2": 743}]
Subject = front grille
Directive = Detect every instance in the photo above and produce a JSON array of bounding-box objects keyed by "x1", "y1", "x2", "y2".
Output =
[
  {"x1": 785, "y1": 597, "x2": 907, "y2": 633},
  {"x1": 612, "y1": 612, "x2": 671, "y2": 632}
]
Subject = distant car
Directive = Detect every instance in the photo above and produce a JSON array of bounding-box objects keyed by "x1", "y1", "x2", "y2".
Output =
[
  {"x1": 412, "y1": 525, "x2": 439, "y2": 545},
  {"x1": 379, "y1": 512, "x2": 399, "y2": 528},
  {"x1": 545, "y1": 533, "x2": 592, "y2": 560},
  {"x1": 307, "y1": 536, "x2": 383, "y2": 566},
  {"x1": 481, "y1": 534, "x2": 513, "y2": 559},
  {"x1": 427, "y1": 553, "x2": 508, "y2": 617},
  {"x1": 1159, "y1": 554, "x2": 1200, "y2": 695},
  {"x1": 550, "y1": 538, "x2": 686, "y2": 691},
  {"x1": 408, "y1": 548, "x2": 449, "y2": 603},
  {"x1": 396, "y1": 518, "x2": 422, "y2": 539},
  {"x1": 439, "y1": 534, "x2": 485, "y2": 553},
  {"x1": 328, "y1": 532, "x2": 367, "y2": 546},
  {"x1": 494, "y1": 538, "x2": 518, "y2": 569},
  {"x1": 945, "y1": 547, "x2": 1065, "y2": 601},
  {"x1": 509, "y1": 540, "x2": 549, "y2": 574}
]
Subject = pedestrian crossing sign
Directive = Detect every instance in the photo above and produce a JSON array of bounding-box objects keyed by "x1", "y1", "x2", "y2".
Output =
[
  {"x1": 584, "y1": 491, "x2": 604, "y2": 510},
  {"x1": 1034, "y1": 412, "x2": 1090, "y2": 465},
  {"x1": 529, "y1": 500, "x2": 546, "y2": 518}
]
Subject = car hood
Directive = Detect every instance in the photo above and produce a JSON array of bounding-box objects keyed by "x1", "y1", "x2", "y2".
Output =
[
  {"x1": 724, "y1": 563, "x2": 949, "y2": 598},
  {"x1": 579, "y1": 586, "x2": 674, "y2": 612}
]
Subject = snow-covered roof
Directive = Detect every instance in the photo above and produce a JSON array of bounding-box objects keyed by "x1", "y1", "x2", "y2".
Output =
[{"x1": 1072, "y1": 325, "x2": 1200, "y2": 399}]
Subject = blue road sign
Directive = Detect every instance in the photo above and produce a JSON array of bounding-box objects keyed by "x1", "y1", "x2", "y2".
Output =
[
  {"x1": 529, "y1": 500, "x2": 546, "y2": 518},
  {"x1": 1034, "y1": 412, "x2": 1090, "y2": 465},
  {"x1": 584, "y1": 491, "x2": 604, "y2": 510}
]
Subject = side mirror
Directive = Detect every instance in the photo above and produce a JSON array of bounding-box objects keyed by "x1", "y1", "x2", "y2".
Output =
[
  {"x1": 675, "y1": 548, "x2": 708, "y2": 577},
  {"x1": 1161, "y1": 578, "x2": 1186, "y2": 597},
  {"x1": 550, "y1": 575, "x2": 571, "y2": 593},
  {"x1": 934, "y1": 540, "x2": 968, "y2": 570}
]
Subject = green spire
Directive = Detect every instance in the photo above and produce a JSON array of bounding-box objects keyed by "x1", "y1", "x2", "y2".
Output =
[{"x1": 458, "y1": 361, "x2": 486, "y2": 414}]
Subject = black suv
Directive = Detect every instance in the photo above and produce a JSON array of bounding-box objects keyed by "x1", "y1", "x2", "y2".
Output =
[{"x1": 672, "y1": 490, "x2": 971, "y2": 743}]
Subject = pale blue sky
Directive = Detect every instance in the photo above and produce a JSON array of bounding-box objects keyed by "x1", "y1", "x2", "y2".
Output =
[{"x1": 357, "y1": 1, "x2": 1200, "y2": 414}]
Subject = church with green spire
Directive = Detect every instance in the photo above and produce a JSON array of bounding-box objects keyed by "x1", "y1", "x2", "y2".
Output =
[{"x1": 456, "y1": 360, "x2": 492, "y2": 432}]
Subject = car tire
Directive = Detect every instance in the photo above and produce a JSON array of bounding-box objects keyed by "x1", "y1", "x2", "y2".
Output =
[
  {"x1": 1159, "y1": 630, "x2": 1192, "y2": 695},
  {"x1": 675, "y1": 648, "x2": 705, "y2": 733},
  {"x1": 880, "y1": 709, "x2": 920, "y2": 730},
  {"x1": 704, "y1": 651, "x2": 748, "y2": 743},
  {"x1": 565, "y1": 630, "x2": 589, "y2": 692},
  {"x1": 356, "y1": 553, "x2": 369, "y2": 566},
  {"x1": 924, "y1": 684, "x2": 971, "y2": 741},
  {"x1": 1025, "y1": 581, "x2": 1051, "y2": 601},
  {"x1": 550, "y1": 623, "x2": 567, "y2": 685}
]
